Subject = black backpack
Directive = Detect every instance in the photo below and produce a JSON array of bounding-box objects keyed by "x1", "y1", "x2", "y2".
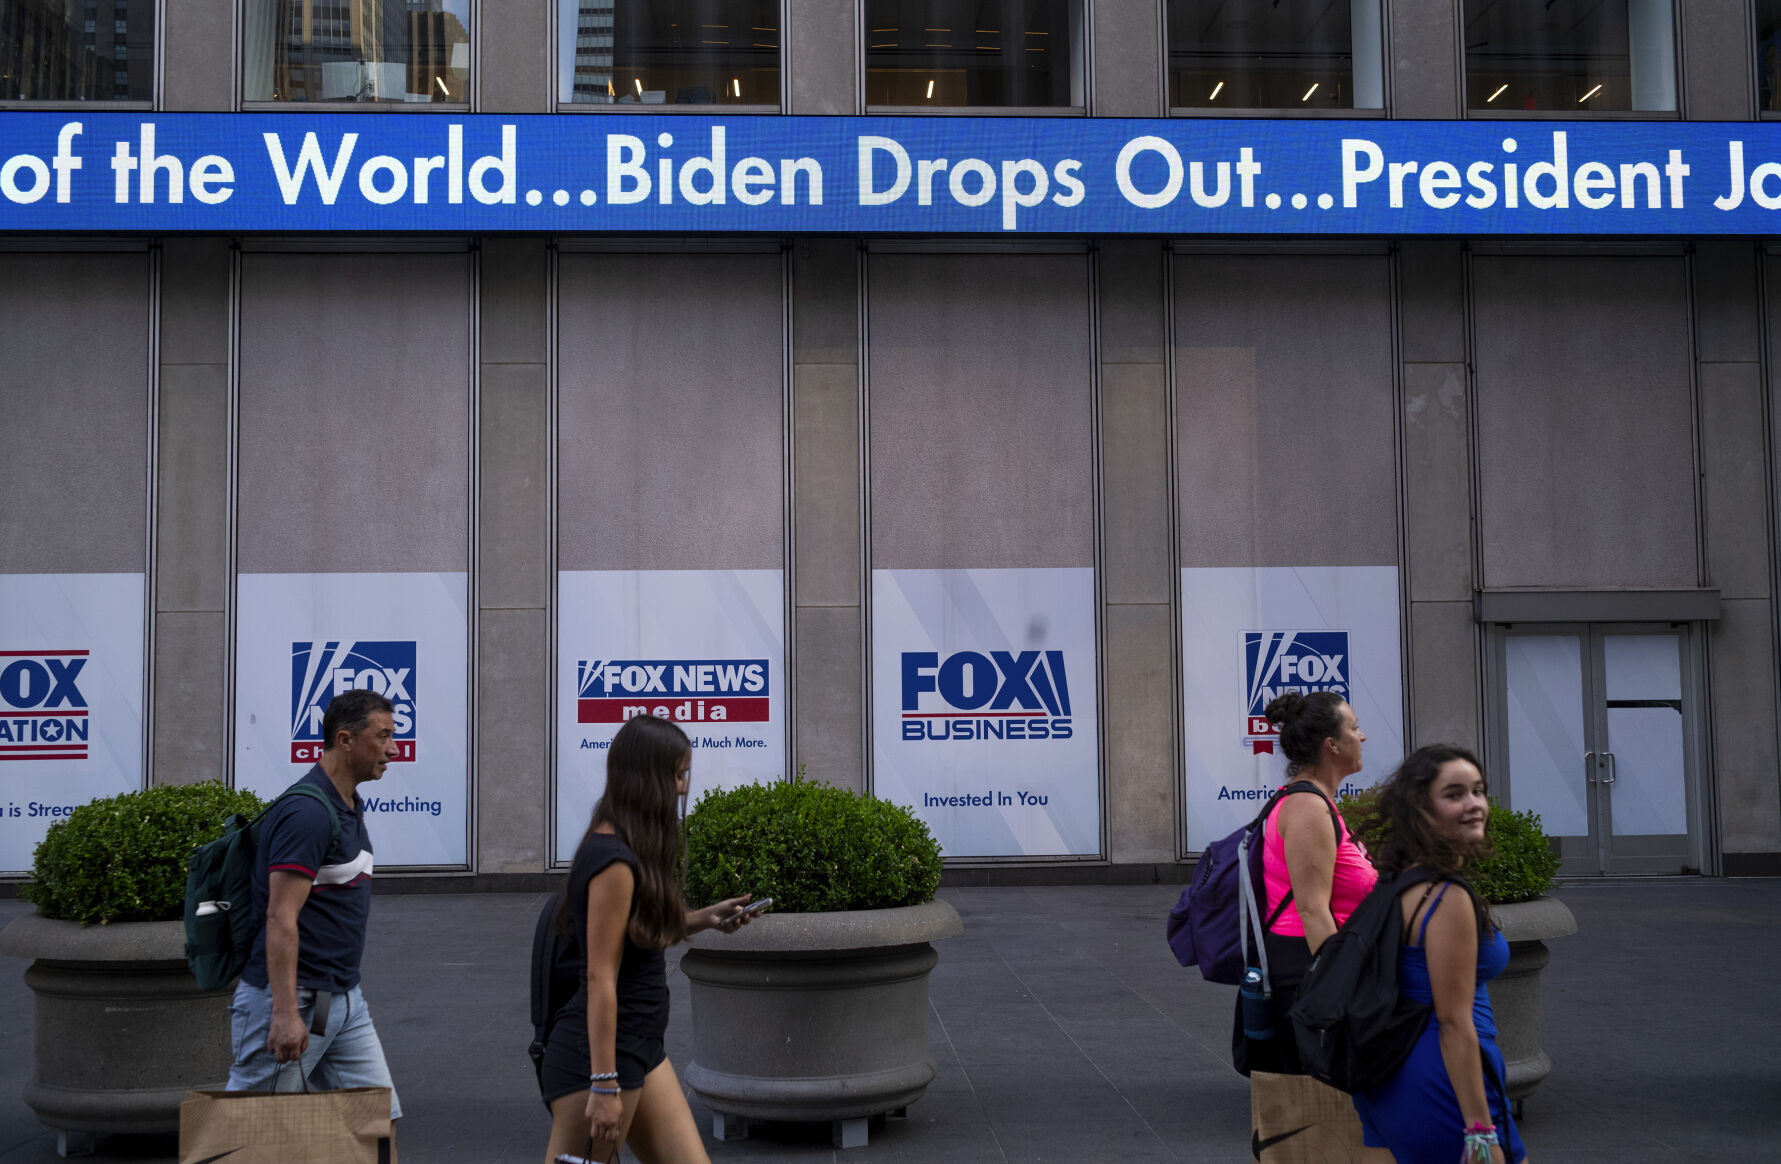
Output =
[
  {"x1": 183, "y1": 782, "x2": 340, "y2": 993},
  {"x1": 1287, "y1": 866, "x2": 1457, "y2": 1094},
  {"x1": 528, "y1": 890, "x2": 583, "y2": 1088}
]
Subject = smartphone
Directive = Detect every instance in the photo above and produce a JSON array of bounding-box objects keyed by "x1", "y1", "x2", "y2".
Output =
[{"x1": 736, "y1": 897, "x2": 773, "y2": 918}]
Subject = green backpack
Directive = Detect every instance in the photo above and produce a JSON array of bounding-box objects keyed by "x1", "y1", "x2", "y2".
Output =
[{"x1": 184, "y1": 782, "x2": 340, "y2": 992}]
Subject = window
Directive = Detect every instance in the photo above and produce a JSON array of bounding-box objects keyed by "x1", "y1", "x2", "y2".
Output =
[
  {"x1": 243, "y1": 0, "x2": 472, "y2": 103},
  {"x1": 1465, "y1": 0, "x2": 1675, "y2": 113},
  {"x1": 863, "y1": 0, "x2": 1083, "y2": 109},
  {"x1": 557, "y1": 0, "x2": 779, "y2": 107},
  {"x1": 1758, "y1": 2, "x2": 1781, "y2": 112},
  {"x1": 1168, "y1": 0, "x2": 1383, "y2": 111},
  {"x1": 0, "y1": 0, "x2": 152, "y2": 101}
]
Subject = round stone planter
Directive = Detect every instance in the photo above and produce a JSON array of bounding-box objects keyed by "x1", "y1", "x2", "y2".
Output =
[
  {"x1": 679, "y1": 899, "x2": 962, "y2": 1148},
  {"x1": 1484, "y1": 894, "x2": 1577, "y2": 1105},
  {"x1": 0, "y1": 912, "x2": 233, "y2": 1151}
]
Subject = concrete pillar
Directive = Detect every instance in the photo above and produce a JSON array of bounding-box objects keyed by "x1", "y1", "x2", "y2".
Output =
[
  {"x1": 791, "y1": 241, "x2": 864, "y2": 790},
  {"x1": 1387, "y1": 0, "x2": 1460, "y2": 118},
  {"x1": 1682, "y1": 0, "x2": 1754, "y2": 121},
  {"x1": 160, "y1": 0, "x2": 234, "y2": 111},
  {"x1": 1399, "y1": 242, "x2": 1479, "y2": 752},
  {"x1": 153, "y1": 241, "x2": 233, "y2": 786},
  {"x1": 1098, "y1": 241, "x2": 1175, "y2": 864},
  {"x1": 789, "y1": 0, "x2": 858, "y2": 114},
  {"x1": 1698, "y1": 243, "x2": 1779, "y2": 869},
  {"x1": 480, "y1": 0, "x2": 552, "y2": 112},
  {"x1": 1091, "y1": 0, "x2": 1162, "y2": 117},
  {"x1": 476, "y1": 241, "x2": 551, "y2": 871}
]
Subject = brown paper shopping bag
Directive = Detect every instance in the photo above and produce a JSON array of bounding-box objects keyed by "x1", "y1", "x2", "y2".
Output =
[
  {"x1": 179, "y1": 1085, "x2": 395, "y2": 1164},
  {"x1": 1249, "y1": 1071, "x2": 1365, "y2": 1164}
]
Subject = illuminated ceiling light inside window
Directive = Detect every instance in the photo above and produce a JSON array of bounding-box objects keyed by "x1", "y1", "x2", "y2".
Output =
[
  {"x1": 1209, "y1": 80, "x2": 1223, "y2": 100},
  {"x1": 1301, "y1": 82, "x2": 1319, "y2": 101},
  {"x1": 926, "y1": 78, "x2": 935, "y2": 99},
  {"x1": 1579, "y1": 83, "x2": 1602, "y2": 103},
  {"x1": 732, "y1": 77, "x2": 740, "y2": 98},
  {"x1": 435, "y1": 76, "x2": 447, "y2": 96},
  {"x1": 1487, "y1": 83, "x2": 1508, "y2": 102},
  {"x1": 634, "y1": 78, "x2": 642, "y2": 95}
]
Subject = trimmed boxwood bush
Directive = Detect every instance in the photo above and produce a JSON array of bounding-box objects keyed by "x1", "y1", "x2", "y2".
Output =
[
  {"x1": 22, "y1": 782, "x2": 267, "y2": 925},
  {"x1": 1336, "y1": 787, "x2": 1561, "y2": 905},
  {"x1": 684, "y1": 771, "x2": 942, "y2": 913}
]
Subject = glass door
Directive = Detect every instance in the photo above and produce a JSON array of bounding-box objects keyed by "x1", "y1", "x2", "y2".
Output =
[{"x1": 1494, "y1": 624, "x2": 1701, "y2": 875}]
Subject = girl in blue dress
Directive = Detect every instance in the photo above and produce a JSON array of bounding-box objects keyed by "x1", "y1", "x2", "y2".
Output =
[{"x1": 1352, "y1": 745, "x2": 1528, "y2": 1164}]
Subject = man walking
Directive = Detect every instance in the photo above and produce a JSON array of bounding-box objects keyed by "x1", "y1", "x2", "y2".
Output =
[{"x1": 226, "y1": 687, "x2": 403, "y2": 1118}]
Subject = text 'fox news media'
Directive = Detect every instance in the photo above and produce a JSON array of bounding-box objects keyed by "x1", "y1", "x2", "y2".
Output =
[{"x1": 11, "y1": 115, "x2": 1781, "y2": 234}]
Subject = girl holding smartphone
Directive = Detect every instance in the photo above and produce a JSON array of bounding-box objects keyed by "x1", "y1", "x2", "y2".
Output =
[{"x1": 541, "y1": 715, "x2": 757, "y2": 1163}]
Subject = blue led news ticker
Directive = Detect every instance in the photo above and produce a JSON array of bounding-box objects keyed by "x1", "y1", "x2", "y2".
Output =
[{"x1": 9, "y1": 113, "x2": 1781, "y2": 234}]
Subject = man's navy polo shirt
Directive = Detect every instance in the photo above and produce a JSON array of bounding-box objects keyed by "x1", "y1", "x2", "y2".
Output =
[{"x1": 240, "y1": 766, "x2": 375, "y2": 993}]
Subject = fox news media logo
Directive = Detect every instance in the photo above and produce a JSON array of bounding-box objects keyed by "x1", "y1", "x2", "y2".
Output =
[
  {"x1": 900, "y1": 650, "x2": 1074, "y2": 742},
  {"x1": 0, "y1": 650, "x2": 90, "y2": 761},
  {"x1": 290, "y1": 641, "x2": 417, "y2": 764},
  {"x1": 1242, "y1": 631, "x2": 1350, "y2": 755},
  {"x1": 576, "y1": 659, "x2": 770, "y2": 724}
]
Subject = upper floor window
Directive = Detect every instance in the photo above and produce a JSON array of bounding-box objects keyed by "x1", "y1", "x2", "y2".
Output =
[
  {"x1": 243, "y1": 0, "x2": 471, "y2": 103},
  {"x1": 1757, "y1": 2, "x2": 1781, "y2": 112},
  {"x1": 1168, "y1": 0, "x2": 1382, "y2": 112},
  {"x1": 1, "y1": 0, "x2": 152, "y2": 102},
  {"x1": 864, "y1": 0, "x2": 1083, "y2": 109},
  {"x1": 1464, "y1": 0, "x2": 1675, "y2": 113},
  {"x1": 557, "y1": 0, "x2": 780, "y2": 107}
]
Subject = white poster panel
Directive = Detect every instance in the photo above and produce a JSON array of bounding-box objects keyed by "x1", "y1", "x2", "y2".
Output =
[
  {"x1": 1180, "y1": 566, "x2": 1404, "y2": 851},
  {"x1": 872, "y1": 568, "x2": 1100, "y2": 859},
  {"x1": 234, "y1": 572, "x2": 469, "y2": 867},
  {"x1": 0, "y1": 574, "x2": 145, "y2": 873},
  {"x1": 556, "y1": 570, "x2": 787, "y2": 863}
]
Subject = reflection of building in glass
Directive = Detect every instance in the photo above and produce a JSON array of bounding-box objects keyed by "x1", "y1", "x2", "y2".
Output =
[
  {"x1": 572, "y1": 0, "x2": 614, "y2": 102},
  {"x1": 567, "y1": 0, "x2": 777, "y2": 106},
  {"x1": 1, "y1": 0, "x2": 153, "y2": 100},
  {"x1": 264, "y1": 0, "x2": 467, "y2": 102}
]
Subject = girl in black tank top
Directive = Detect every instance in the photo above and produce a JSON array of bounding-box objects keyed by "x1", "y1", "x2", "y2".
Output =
[{"x1": 541, "y1": 715, "x2": 758, "y2": 1164}]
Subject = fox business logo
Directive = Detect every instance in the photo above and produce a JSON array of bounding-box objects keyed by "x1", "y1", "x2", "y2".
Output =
[
  {"x1": 290, "y1": 641, "x2": 417, "y2": 764},
  {"x1": 900, "y1": 650, "x2": 1074, "y2": 742},
  {"x1": 576, "y1": 659, "x2": 770, "y2": 724},
  {"x1": 1242, "y1": 631, "x2": 1349, "y2": 755},
  {"x1": 0, "y1": 650, "x2": 91, "y2": 761}
]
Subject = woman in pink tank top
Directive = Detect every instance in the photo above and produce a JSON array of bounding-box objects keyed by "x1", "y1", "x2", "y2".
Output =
[{"x1": 1233, "y1": 689, "x2": 1379, "y2": 1077}]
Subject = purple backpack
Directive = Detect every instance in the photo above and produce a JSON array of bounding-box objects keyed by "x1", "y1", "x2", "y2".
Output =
[{"x1": 1166, "y1": 780, "x2": 1338, "y2": 985}]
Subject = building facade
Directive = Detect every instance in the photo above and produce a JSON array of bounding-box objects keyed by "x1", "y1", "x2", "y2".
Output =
[{"x1": 3, "y1": 0, "x2": 1779, "y2": 883}]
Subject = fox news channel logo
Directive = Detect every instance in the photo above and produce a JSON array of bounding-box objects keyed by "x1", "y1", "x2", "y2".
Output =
[
  {"x1": 290, "y1": 641, "x2": 417, "y2": 763},
  {"x1": 576, "y1": 659, "x2": 770, "y2": 724},
  {"x1": 900, "y1": 650, "x2": 1074, "y2": 742},
  {"x1": 0, "y1": 650, "x2": 91, "y2": 761},
  {"x1": 1242, "y1": 631, "x2": 1349, "y2": 754}
]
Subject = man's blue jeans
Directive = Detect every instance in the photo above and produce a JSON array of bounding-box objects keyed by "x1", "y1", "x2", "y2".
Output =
[{"x1": 226, "y1": 981, "x2": 403, "y2": 1119}]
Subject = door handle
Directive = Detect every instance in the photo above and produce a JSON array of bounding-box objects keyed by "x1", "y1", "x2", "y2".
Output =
[
  {"x1": 1601, "y1": 752, "x2": 1617, "y2": 784},
  {"x1": 1584, "y1": 750, "x2": 1596, "y2": 784}
]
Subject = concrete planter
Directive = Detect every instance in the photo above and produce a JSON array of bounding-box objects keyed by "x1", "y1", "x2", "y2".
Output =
[
  {"x1": 679, "y1": 899, "x2": 963, "y2": 1149},
  {"x1": 1485, "y1": 895, "x2": 1577, "y2": 1105},
  {"x1": 0, "y1": 912, "x2": 233, "y2": 1155}
]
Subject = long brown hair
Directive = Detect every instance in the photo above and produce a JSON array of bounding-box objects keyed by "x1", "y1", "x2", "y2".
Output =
[
  {"x1": 1374, "y1": 744, "x2": 1493, "y2": 936},
  {"x1": 564, "y1": 715, "x2": 689, "y2": 949}
]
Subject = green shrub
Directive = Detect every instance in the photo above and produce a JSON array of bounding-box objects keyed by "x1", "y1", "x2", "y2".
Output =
[
  {"x1": 1336, "y1": 788, "x2": 1560, "y2": 905},
  {"x1": 22, "y1": 782, "x2": 267, "y2": 924},
  {"x1": 684, "y1": 770, "x2": 942, "y2": 913}
]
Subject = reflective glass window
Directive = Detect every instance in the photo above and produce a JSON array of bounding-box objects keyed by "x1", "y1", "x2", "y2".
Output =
[
  {"x1": 243, "y1": 0, "x2": 472, "y2": 103},
  {"x1": 1464, "y1": 0, "x2": 1675, "y2": 112},
  {"x1": 556, "y1": 0, "x2": 779, "y2": 106},
  {"x1": 864, "y1": 0, "x2": 1083, "y2": 108},
  {"x1": 1168, "y1": 0, "x2": 1383, "y2": 110},
  {"x1": 1, "y1": 0, "x2": 152, "y2": 101},
  {"x1": 1757, "y1": 2, "x2": 1781, "y2": 111}
]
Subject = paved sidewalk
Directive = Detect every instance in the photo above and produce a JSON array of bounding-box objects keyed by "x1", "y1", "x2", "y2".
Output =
[{"x1": 3, "y1": 879, "x2": 1777, "y2": 1162}]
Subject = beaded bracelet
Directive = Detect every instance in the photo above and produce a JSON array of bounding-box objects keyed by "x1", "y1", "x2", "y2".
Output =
[
  {"x1": 589, "y1": 1072, "x2": 619, "y2": 1082},
  {"x1": 1461, "y1": 1128, "x2": 1498, "y2": 1162},
  {"x1": 589, "y1": 1085, "x2": 621, "y2": 1096}
]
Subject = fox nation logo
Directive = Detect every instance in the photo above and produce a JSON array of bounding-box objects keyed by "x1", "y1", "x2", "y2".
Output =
[
  {"x1": 900, "y1": 650, "x2": 1074, "y2": 742},
  {"x1": 576, "y1": 659, "x2": 770, "y2": 724},
  {"x1": 0, "y1": 650, "x2": 90, "y2": 761},
  {"x1": 1242, "y1": 631, "x2": 1349, "y2": 754},
  {"x1": 290, "y1": 641, "x2": 417, "y2": 763}
]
